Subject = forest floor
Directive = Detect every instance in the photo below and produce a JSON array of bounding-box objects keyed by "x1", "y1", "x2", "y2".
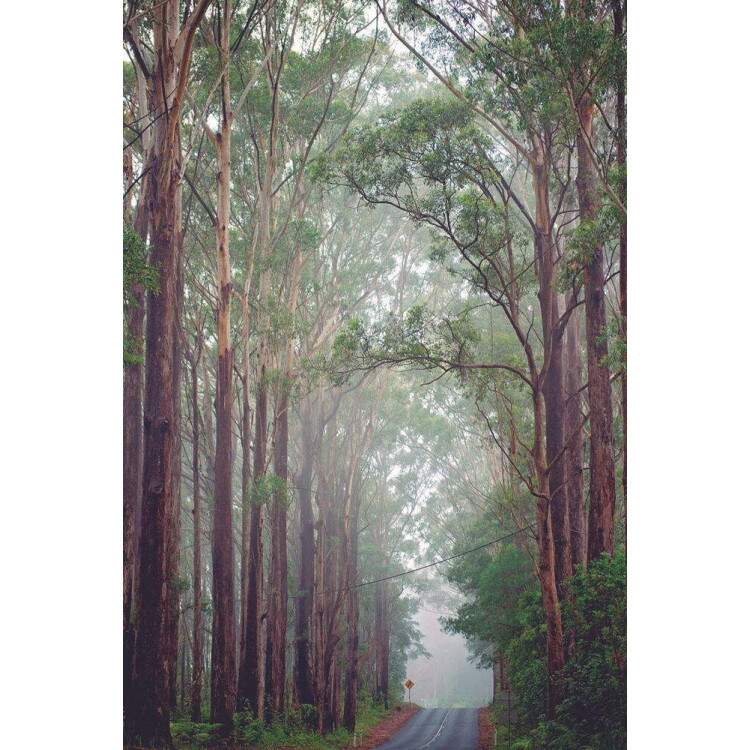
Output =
[{"x1": 169, "y1": 703, "x2": 420, "y2": 750}]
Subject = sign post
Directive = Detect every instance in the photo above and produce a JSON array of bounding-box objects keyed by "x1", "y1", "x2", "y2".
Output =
[{"x1": 404, "y1": 679, "x2": 415, "y2": 704}]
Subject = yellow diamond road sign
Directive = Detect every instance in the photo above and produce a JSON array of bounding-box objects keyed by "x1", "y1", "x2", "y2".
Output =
[{"x1": 404, "y1": 679, "x2": 414, "y2": 690}]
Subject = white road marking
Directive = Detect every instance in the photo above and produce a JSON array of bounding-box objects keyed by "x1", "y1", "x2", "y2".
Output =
[{"x1": 413, "y1": 709, "x2": 451, "y2": 749}]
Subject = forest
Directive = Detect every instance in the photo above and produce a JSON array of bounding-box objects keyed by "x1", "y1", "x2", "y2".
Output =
[{"x1": 122, "y1": 1, "x2": 626, "y2": 748}]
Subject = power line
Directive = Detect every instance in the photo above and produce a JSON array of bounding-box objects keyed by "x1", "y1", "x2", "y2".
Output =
[{"x1": 307, "y1": 523, "x2": 536, "y2": 598}]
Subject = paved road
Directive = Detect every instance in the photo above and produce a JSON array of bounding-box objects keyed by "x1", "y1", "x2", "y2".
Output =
[{"x1": 372, "y1": 708, "x2": 479, "y2": 750}]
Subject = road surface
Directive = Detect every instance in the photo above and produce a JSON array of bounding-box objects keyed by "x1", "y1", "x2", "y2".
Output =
[{"x1": 372, "y1": 707, "x2": 479, "y2": 750}]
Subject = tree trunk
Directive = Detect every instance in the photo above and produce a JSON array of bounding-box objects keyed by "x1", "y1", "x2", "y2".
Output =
[
  {"x1": 238, "y1": 221, "x2": 259, "y2": 668},
  {"x1": 180, "y1": 636, "x2": 187, "y2": 713},
  {"x1": 536, "y1": 482, "x2": 565, "y2": 716},
  {"x1": 167, "y1": 228, "x2": 184, "y2": 712},
  {"x1": 563, "y1": 301, "x2": 587, "y2": 570},
  {"x1": 238, "y1": 74, "x2": 276, "y2": 710},
  {"x1": 239, "y1": 330, "x2": 252, "y2": 669},
  {"x1": 210, "y1": 11, "x2": 237, "y2": 723},
  {"x1": 238, "y1": 372, "x2": 266, "y2": 714},
  {"x1": 126, "y1": 128, "x2": 180, "y2": 750},
  {"x1": 331, "y1": 639, "x2": 341, "y2": 730},
  {"x1": 612, "y1": 0, "x2": 627, "y2": 519},
  {"x1": 123, "y1": 252, "x2": 145, "y2": 718},
  {"x1": 375, "y1": 578, "x2": 389, "y2": 708},
  {"x1": 124, "y1": 143, "x2": 150, "y2": 708},
  {"x1": 294, "y1": 408, "x2": 316, "y2": 711},
  {"x1": 190, "y1": 355, "x2": 204, "y2": 722},
  {"x1": 342, "y1": 488, "x2": 361, "y2": 732},
  {"x1": 321, "y1": 511, "x2": 338, "y2": 732},
  {"x1": 126, "y1": 20, "x2": 182, "y2": 747},
  {"x1": 124, "y1": 4, "x2": 211, "y2": 745},
  {"x1": 314, "y1": 460, "x2": 342, "y2": 734},
  {"x1": 576, "y1": 97, "x2": 616, "y2": 561},
  {"x1": 531, "y1": 145, "x2": 572, "y2": 599},
  {"x1": 531, "y1": 387, "x2": 565, "y2": 718},
  {"x1": 267, "y1": 388, "x2": 290, "y2": 719}
]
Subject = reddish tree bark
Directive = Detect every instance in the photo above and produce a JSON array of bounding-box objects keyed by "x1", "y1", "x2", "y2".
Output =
[
  {"x1": 124, "y1": 3, "x2": 211, "y2": 744},
  {"x1": 238, "y1": 50, "x2": 277, "y2": 709},
  {"x1": 210, "y1": 5, "x2": 237, "y2": 724},
  {"x1": 125, "y1": 66, "x2": 182, "y2": 750},
  {"x1": 124, "y1": 121, "x2": 150, "y2": 707},
  {"x1": 537, "y1": 511, "x2": 565, "y2": 713},
  {"x1": 126, "y1": 107, "x2": 181, "y2": 750},
  {"x1": 167, "y1": 230, "x2": 184, "y2": 711},
  {"x1": 313, "y1": 425, "x2": 346, "y2": 733},
  {"x1": 531, "y1": 143, "x2": 573, "y2": 598},
  {"x1": 342, "y1": 485, "x2": 361, "y2": 732},
  {"x1": 531, "y1": 387, "x2": 566, "y2": 717},
  {"x1": 267, "y1": 389, "x2": 290, "y2": 719},
  {"x1": 294, "y1": 406, "x2": 316, "y2": 711},
  {"x1": 564, "y1": 301, "x2": 586, "y2": 570},
  {"x1": 612, "y1": 0, "x2": 627, "y2": 518},
  {"x1": 123, "y1": 227, "x2": 146, "y2": 715},
  {"x1": 576, "y1": 97, "x2": 617, "y2": 561},
  {"x1": 239, "y1": 341, "x2": 252, "y2": 669},
  {"x1": 374, "y1": 578, "x2": 390, "y2": 708},
  {"x1": 237, "y1": 371, "x2": 267, "y2": 715},
  {"x1": 189, "y1": 349, "x2": 204, "y2": 722}
]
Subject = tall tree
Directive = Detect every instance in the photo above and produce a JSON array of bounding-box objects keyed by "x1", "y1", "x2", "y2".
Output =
[
  {"x1": 564, "y1": 301, "x2": 587, "y2": 570},
  {"x1": 293, "y1": 395, "x2": 319, "y2": 711},
  {"x1": 207, "y1": 0, "x2": 237, "y2": 728},
  {"x1": 266, "y1": 238, "x2": 304, "y2": 719},
  {"x1": 187, "y1": 332, "x2": 205, "y2": 722},
  {"x1": 123, "y1": 48, "x2": 153, "y2": 710},
  {"x1": 124, "y1": 0, "x2": 212, "y2": 745},
  {"x1": 566, "y1": 0, "x2": 617, "y2": 561}
]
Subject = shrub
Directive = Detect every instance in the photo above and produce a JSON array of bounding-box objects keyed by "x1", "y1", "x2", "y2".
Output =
[
  {"x1": 503, "y1": 551, "x2": 626, "y2": 749},
  {"x1": 557, "y1": 552, "x2": 626, "y2": 749},
  {"x1": 233, "y1": 710, "x2": 265, "y2": 743},
  {"x1": 170, "y1": 720, "x2": 223, "y2": 747}
]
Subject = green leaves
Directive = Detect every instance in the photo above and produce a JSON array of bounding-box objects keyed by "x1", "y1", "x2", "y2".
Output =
[
  {"x1": 250, "y1": 473, "x2": 291, "y2": 508},
  {"x1": 556, "y1": 553, "x2": 627, "y2": 749},
  {"x1": 448, "y1": 543, "x2": 626, "y2": 748},
  {"x1": 123, "y1": 223, "x2": 158, "y2": 365},
  {"x1": 506, "y1": 553, "x2": 627, "y2": 749}
]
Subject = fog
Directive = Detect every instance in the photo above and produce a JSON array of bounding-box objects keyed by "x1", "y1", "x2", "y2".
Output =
[{"x1": 403, "y1": 589, "x2": 492, "y2": 709}]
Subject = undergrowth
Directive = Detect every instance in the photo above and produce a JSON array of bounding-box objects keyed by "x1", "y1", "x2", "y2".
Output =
[{"x1": 171, "y1": 697, "x2": 397, "y2": 749}]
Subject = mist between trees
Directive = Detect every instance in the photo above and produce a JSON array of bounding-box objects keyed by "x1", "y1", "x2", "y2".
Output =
[{"x1": 123, "y1": 1, "x2": 626, "y2": 748}]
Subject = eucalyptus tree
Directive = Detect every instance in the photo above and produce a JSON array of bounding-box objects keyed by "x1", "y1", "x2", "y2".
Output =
[
  {"x1": 325, "y1": 92, "x2": 579, "y2": 711},
  {"x1": 121, "y1": 0, "x2": 625, "y2": 741},
  {"x1": 175, "y1": 0, "x2": 391, "y2": 719},
  {"x1": 331, "y1": 0, "x2": 625, "y2": 710},
  {"x1": 123, "y1": 64, "x2": 148, "y2": 716},
  {"x1": 224, "y1": 2, "x2": 393, "y2": 717},
  {"x1": 123, "y1": 1, "x2": 214, "y2": 746},
  {"x1": 204, "y1": 0, "x2": 237, "y2": 727},
  {"x1": 185, "y1": 0, "x2": 279, "y2": 727},
  {"x1": 179, "y1": 185, "x2": 221, "y2": 723},
  {"x1": 353, "y1": 377, "x2": 435, "y2": 707},
  {"x1": 554, "y1": 0, "x2": 624, "y2": 558},
  {"x1": 288, "y1": 199, "x2": 417, "y2": 725},
  {"x1": 183, "y1": 313, "x2": 207, "y2": 722},
  {"x1": 375, "y1": 0, "x2": 579, "y2": 572},
  {"x1": 390, "y1": 0, "x2": 626, "y2": 561}
]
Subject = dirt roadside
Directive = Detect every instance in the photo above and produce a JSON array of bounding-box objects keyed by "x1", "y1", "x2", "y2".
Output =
[
  {"x1": 478, "y1": 707, "x2": 495, "y2": 750},
  {"x1": 345, "y1": 704, "x2": 420, "y2": 750}
]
